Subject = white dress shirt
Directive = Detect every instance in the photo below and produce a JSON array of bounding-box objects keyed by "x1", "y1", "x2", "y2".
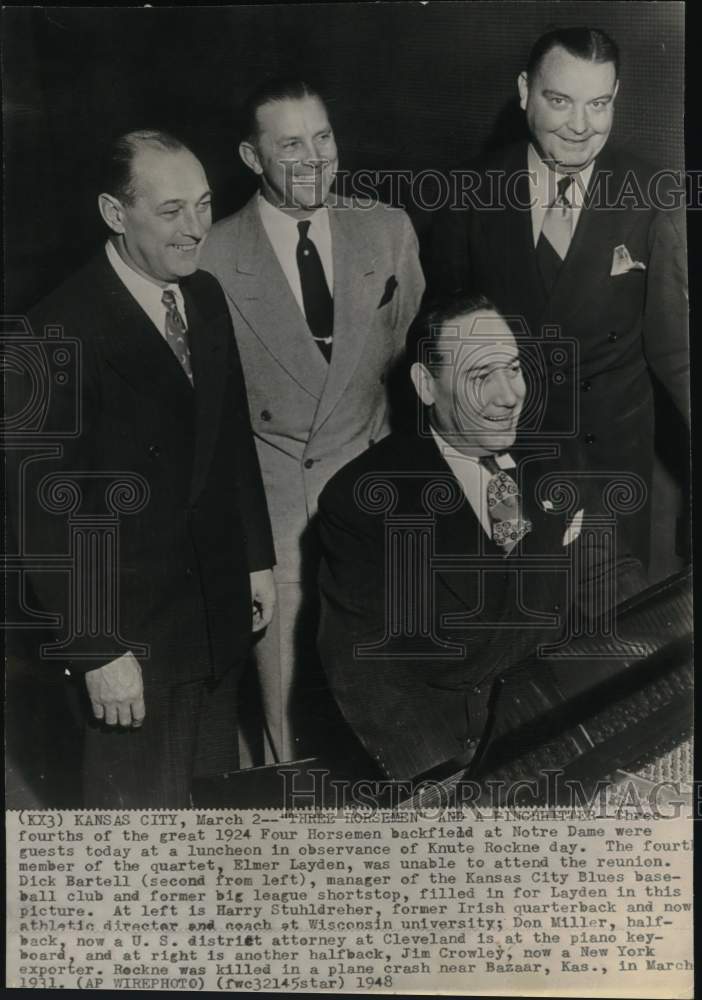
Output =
[
  {"x1": 431, "y1": 428, "x2": 516, "y2": 539},
  {"x1": 257, "y1": 193, "x2": 334, "y2": 315},
  {"x1": 527, "y1": 144, "x2": 595, "y2": 248},
  {"x1": 105, "y1": 240, "x2": 187, "y2": 334},
  {"x1": 432, "y1": 428, "x2": 584, "y2": 547}
]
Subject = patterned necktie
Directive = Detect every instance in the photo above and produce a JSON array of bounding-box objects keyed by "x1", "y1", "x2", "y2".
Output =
[
  {"x1": 480, "y1": 454, "x2": 532, "y2": 554},
  {"x1": 161, "y1": 289, "x2": 193, "y2": 383},
  {"x1": 296, "y1": 220, "x2": 334, "y2": 363}
]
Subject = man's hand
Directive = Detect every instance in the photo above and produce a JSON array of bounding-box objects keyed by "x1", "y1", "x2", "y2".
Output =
[
  {"x1": 250, "y1": 568, "x2": 276, "y2": 632},
  {"x1": 85, "y1": 652, "x2": 145, "y2": 728}
]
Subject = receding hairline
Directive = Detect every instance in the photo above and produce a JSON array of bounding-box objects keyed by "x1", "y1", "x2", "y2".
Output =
[
  {"x1": 126, "y1": 142, "x2": 205, "y2": 198},
  {"x1": 530, "y1": 42, "x2": 618, "y2": 78},
  {"x1": 251, "y1": 92, "x2": 330, "y2": 134}
]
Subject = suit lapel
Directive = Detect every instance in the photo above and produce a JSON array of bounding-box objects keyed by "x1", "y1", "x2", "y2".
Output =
[
  {"x1": 541, "y1": 147, "x2": 633, "y2": 322},
  {"x1": 228, "y1": 196, "x2": 328, "y2": 398},
  {"x1": 310, "y1": 206, "x2": 378, "y2": 436},
  {"x1": 410, "y1": 435, "x2": 498, "y2": 613},
  {"x1": 93, "y1": 255, "x2": 194, "y2": 411},
  {"x1": 182, "y1": 277, "x2": 229, "y2": 503}
]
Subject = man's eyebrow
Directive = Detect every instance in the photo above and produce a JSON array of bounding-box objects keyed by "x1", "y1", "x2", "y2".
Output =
[
  {"x1": 467, "y1": 355, "x2": 519, "y2": 375},
  {"x1": 542, "y1": 88, "x2": 614, "y2": 101}
]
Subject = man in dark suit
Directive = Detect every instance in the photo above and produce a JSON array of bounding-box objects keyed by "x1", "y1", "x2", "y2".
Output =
[
  {"x1": 201, "y1": 79, "x2": 424, "y2": 762},
  {"x1": 428, "y1": 27, "x2": 689, "y2": 573},
  {"x1": 8, "y1": 130, "x2": 276, "y2": 808},
  {"x1": 318, "y1": 295, "x2": 585, "y2": 781}
]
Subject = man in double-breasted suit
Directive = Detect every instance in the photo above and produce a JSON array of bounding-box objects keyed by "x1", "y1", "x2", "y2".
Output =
[
  {"x1": 428, "y1": 27, "x2": 689, "y2": 573},
  {"x1": 201, "y1": 79, "x2": 425, "y2": 762},
  {"x1": 9, "y1": 130, "x2": 275, "y2": 807},
  {"x1": 318, "y1": 296, "x2": 585, "y2": 780}
]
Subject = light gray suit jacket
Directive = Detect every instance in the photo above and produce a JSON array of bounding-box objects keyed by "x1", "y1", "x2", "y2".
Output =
[{"x1": 200, "y1": 193, "x2": 425, "y2": 582}]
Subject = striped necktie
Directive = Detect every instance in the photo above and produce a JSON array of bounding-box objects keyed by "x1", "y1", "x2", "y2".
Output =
[{"x1": 536, "y1": 175, "x2": 573, "y2": 293}]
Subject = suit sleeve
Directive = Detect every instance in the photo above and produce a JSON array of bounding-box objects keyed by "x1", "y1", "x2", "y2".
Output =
[
  {"x1": 317, "y1": 481, "x2": 470, "y2": 780},
  {"x1": 223, "y1": 310, "x2": 276, "y2": 573},
  {"x1": 5, "y1": 312, "x2": 106, "y2": 672},
  {"x1": 392, "y1": 211, "x2": 426, "y2": 350},
  {"x1": 643, "y1": 207, "x2": 690, "y2": 424}
]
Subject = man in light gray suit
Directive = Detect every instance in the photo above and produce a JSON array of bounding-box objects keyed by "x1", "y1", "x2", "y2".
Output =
[{"x1": 201, "y1": 78, "x2": 425, "y2": 762}]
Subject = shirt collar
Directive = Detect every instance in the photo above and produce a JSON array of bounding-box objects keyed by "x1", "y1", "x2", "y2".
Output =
[
  {"x1": 257, "y1": 192, "x2": 328, "y2": 234},
  {"x1": 105, "y1": 239, "x2": 182, "y2": 310},
  {"x1": 429, "y1": 426, "x2": 515, "y2": 469},
  {"x1": 527, "y1": 143, "x2": 595, "y2": 210}
]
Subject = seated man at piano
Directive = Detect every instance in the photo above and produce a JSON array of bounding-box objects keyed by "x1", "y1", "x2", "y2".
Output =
[{"x1": 317, "y1": 294, "x2": 593, "y2": 782}]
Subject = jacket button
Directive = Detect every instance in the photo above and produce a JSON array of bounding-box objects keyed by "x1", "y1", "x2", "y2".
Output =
[
  {"x1": 584, "y1": 433, "x2": 596, "y2": 444},
  {"x1": 581, "y1": 380, "x2": 592, "y2": 391},
  {"x1": 260, "y1": 409, "x2": 272, "y2": 421},
  {"x1": 185, "y1": 567, "x2": 193, "y2": 578},
  {"x1": 379, "y1": 373, "x2": 386, "y2": 385},
  {"x1": 473, "y1": 686, "x2": 481, "y2": 696},
  {"x1": 608, "y1": 332, "x2": 618, "y2": 343},
  {"x1": 553, "y1": 602, "x2": 561, "y2": 612},
  {"x1": 148, "y1": 444, "x2": 160, "y2": 458},
  {"x1": 304, "y1": 458, "x2": 315, "y2": 469}
]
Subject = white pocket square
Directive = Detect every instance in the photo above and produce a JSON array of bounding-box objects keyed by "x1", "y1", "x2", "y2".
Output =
[
  {"x1": 562, "y1": 509, "x2": 584, "y2": 546},
  {"x1": 611, "y1": 244, "x2": 646, "y2": 276}
]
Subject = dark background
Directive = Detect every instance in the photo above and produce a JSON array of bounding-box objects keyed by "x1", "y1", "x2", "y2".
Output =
[
  {"x1": 2, "y1": 2, "x2": 690, "y2": 806},
  {"x1": 2, "y1": 2, "x2": 685, "y2": 312}
]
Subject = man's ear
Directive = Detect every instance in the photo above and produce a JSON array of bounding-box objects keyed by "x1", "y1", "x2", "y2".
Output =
[
  {"x1": 98, "y1": 193, "x2": 125, "y2": 234},
  {"x1": 239, "y1": 141, "x2": 263, "y2": 176},
  {"x1": 612, "y1": 78, "x2": 620, "y2": 103},
  {"x1": 410, "y1": 362, "x2": 435, "y2": 407},
  {"x1": 517, "y1": 71, "x2": 529, "y2": 111}
]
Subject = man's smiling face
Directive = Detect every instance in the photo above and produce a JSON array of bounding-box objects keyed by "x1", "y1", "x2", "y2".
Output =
[
  {"x1": 412, "y1": 310, "x2": 526, "y2": 456},
  {"x1": 518, "y1": 45, "x2": 618, "y2": 174},
  {"x1": 116, "y1": 145, "x2": 212, "y2": 285}
]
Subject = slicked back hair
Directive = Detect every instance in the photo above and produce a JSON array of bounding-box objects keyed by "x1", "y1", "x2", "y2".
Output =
[
  {"x1": 526, "y1": 27, "x2": 620, "y2": 81},
  {"x1": 240, "y1": 78, "x2": 326, "y2": 143},
  {"x1": 101, "y1": 129, "x2": 188, "y2": 204},
  {"x1": 406, "y1": 293, "x2": 498, "y2": 374}
]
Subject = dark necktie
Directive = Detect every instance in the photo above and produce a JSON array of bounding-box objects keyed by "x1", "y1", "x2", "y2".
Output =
[
  {"x1": 161, "y1": 289, "x2": 193, "y2": 383},
  {"x1": 296, "y1": 220, "x2": 333, "y2": 363},
  {"x1": 536, "y1": 174, "x2": 573, "y2": 294},
  {"x1": 480, "y1": 454, "x2": 532, "y2": 554}
]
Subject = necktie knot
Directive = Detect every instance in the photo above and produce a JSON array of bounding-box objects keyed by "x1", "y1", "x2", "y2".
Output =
[
  {"x1": 555, "y1": 174, "x2": 573, "y2": 207},
  {"x1": 297, "y1": 220, "x2": 312, "y2": 241}
]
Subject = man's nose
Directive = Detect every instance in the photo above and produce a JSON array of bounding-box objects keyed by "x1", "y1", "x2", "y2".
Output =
[
  {"x1": 567, "y1": 104, "x2": 588, "y2": 134},
  {"x1": 302, "y1": 141, "x2": 330, "y2": 166},
  {"x1": 494, "y1": 372, "x2": 522, "y2": 406},
  {"x1": 181, "y1": 207, "x2": 208, "y2": 239}
]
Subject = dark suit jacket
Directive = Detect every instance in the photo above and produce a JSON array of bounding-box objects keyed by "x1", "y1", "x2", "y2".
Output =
[
  {"x1": 317, "y1": 431, "x2": 574, "y2": 780},
  {"x1": 427, "y1": 142, "x2": 689, "y2": 563},
  {"x1": 9, "y1": 252, "x2": 275, "y2": 687}
]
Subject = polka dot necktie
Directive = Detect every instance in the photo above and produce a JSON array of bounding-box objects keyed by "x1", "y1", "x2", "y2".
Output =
[
  {"x1": 162, "y1": 289, "x2": 193, "y2": 383},
  {"x1": 480, "y1": 454, "x2": 532, "y2": 554},
  {"x1": 296, "y1": 220, "x2": 334, "y2": 363}
]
